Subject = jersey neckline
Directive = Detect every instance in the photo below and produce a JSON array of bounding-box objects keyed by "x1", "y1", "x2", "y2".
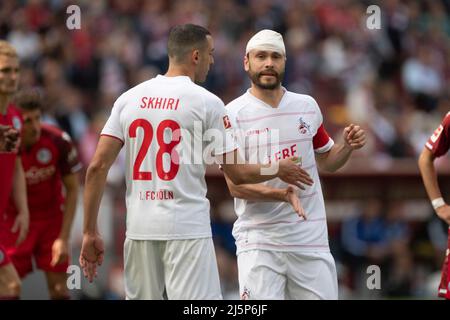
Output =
[
  {"x1": 155, "y1": 74, "x2": 192, "y2": 83},
  {"x1": 245, "y1": 87, "x2": 288, "y2": 109}
]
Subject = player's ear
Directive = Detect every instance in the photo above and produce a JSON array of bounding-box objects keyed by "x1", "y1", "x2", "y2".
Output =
[
  {"x1": 192, "y1": 50, "x2": 200, "y2": 65},
  {"x1": 244, "y1": 54, "x2": 249, "y2": 72}
]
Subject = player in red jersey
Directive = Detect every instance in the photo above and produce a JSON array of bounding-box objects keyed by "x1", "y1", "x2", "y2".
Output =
[
  {"x1": 1, "y1": 89, "x2": 81, "y2": 299},
  {"x1": 0, "y1": 40, "x2": 29, "y2": 300},
  {"x1": 418, "y1": 112, "x2": 450, "y2": 300}
]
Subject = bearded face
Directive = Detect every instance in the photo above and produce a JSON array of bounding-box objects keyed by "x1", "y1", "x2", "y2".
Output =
[{"x1": 245, "y1": 50, "x2": 285, "y2": 90}]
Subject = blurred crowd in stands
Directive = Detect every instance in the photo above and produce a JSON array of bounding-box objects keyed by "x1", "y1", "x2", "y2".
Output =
[{"x1": 2, "y1": 0, "x2": 450, "y2": 299}]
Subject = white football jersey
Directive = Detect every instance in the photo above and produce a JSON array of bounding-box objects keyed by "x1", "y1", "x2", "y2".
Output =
[
  {"x1": 226, "y1": 88, "x2": 334, "y2": 254},
  {"x1": 102, "y1": 75, "x2": 237, "y2": 240}
]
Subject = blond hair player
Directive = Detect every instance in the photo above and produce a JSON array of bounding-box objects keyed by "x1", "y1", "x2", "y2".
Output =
[{"x1": 0, "y1": 40, "x2": 29, "y2": 299}]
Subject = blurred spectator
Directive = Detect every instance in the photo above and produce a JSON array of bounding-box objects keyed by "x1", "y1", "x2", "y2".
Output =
[
  {"x1": 383, "y1": 201, "x2": 414, "y2": 297},
  {"x1": 341, "y1": 199, "x2": 389, "y2": 264},
  {"x1": 402, "y1": 45, "x2": 444, "y2": 112},
  {"x1": 211, "y1": 200, "x2": 237, "y2": 257},
  {"x1": 341, "y1": 198, "x2": 389, "y2": 297}
]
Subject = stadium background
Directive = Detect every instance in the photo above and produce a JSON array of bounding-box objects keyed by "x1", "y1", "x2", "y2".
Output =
[{"x1": 2, "y1": 0, "x2": 450, "y2": 299}]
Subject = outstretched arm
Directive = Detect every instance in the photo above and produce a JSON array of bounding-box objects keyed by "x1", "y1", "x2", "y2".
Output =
[{"x1": 316, "y1": 124, "x2": 366, "y2": 173}]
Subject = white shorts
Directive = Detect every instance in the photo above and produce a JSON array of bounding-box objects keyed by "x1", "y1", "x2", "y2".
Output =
[
  {"x1": 124, "y1": 237, "x2": 222, "y2": 300},
  {"x1": 237, "y1": 250, "x2": 338, "y2": 300}
]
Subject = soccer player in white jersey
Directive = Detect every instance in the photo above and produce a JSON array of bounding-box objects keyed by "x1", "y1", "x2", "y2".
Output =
[
  {"x1": 224, "y1": 29, "x2": 366, "y2": 300},
  {"x1": 79, "y1": 24, "x2": 313, "y2": 300}
]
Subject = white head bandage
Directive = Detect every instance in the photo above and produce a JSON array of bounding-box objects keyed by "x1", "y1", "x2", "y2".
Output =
[{"x1": 245, "y1": 29, "x2": 286, "y2": 56}]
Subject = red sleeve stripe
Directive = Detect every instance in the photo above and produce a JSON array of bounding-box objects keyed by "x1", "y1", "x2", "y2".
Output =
[
  {"x1": 100, "y1": 134, "x2": 124, "y2": 144},
  {"x1": 313, "y1": 124, "x2": 331, "y2": 150},
  {"x1": 315, "y1": 139, "x2": 334, "y2": 153}
]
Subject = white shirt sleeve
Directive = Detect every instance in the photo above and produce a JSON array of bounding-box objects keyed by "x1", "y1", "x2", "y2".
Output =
[
  {"x1": 101, "y1": 96, "x2": 125, "y2": 142},
  {"x1": 206, "y1": 97, "x2": 238, "y2": 156}
]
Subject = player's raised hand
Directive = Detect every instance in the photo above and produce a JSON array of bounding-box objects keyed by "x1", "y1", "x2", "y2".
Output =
[
  {"x1": 278, "y1": 157, "x2": 314, "y2": 190},
  {"x1": 51, "y1": 238, "x2": 69, "y2": 266},
  {"x1": 343, "y1": 124, "x2": 366, "y2": 150},
  {"x1": 285, "y1": 185, "x2": 306, "y2": 220},
  {"x1": 79, "y1": 233, "x2": 104, "y2": 283},
  {"x1": 11, "y1": 210, "x2": 29, "y2": 246}
]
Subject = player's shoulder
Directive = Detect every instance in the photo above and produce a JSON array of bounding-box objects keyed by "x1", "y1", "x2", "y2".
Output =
[
  {"x1": 186, "y1": 85, "x2": 225, "y2": 117},
  {"x1": 41, "y1": 123, "x2": 74, "y2": 145},
  {"x1": 192, "y1": 84, "x2": 224, "y2": 107},
  {"x1": 286, "y1": 91, "x2": 323, "y2": 116},
  {"x1": 225, "y1": 93, "x2": 252, "y2": 119},
  {"x1": 6, "y1": 103, "x2": 23, "y2": 129},
  {"x1": 286, "y1": 91, "x2": 319, "y2": 107},
  {"x1": 115, "y1": 79, "x2": 153, "y2": 104},
  {"x1": 226, "y1": 93, "x2": 249, "y2": 110},
  {"x1": 442, "y1": 111, "x2": 450, "y2": 126},
  {"x1": 7, "y1": 103, "x2": 22, "y2": 116}
]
